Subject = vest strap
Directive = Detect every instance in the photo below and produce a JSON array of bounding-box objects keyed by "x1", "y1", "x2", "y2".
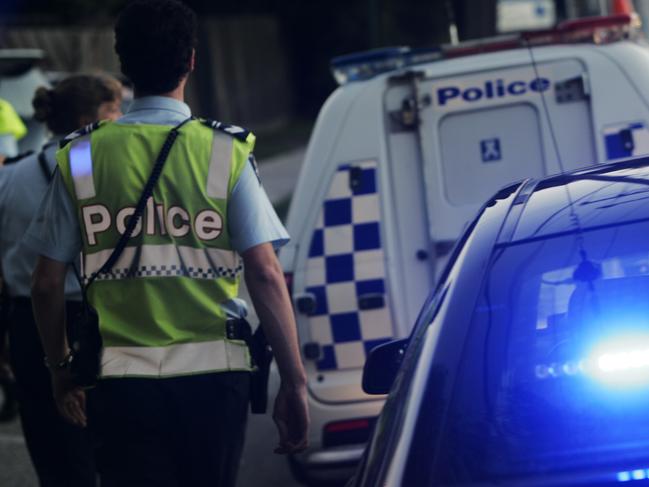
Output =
[{"x1": 100, "y1": 339, "x2": 251, "y2": 377}]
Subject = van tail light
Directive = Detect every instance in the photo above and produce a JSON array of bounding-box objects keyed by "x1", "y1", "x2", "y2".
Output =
[{"x1": 323, "y1": 418, "x2": 376, "y2": 448}]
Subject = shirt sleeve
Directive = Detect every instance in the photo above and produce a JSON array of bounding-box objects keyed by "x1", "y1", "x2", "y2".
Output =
[
  {"x1": 0, "y1": 134, "x2": 18, "y2": 158},
  {"x1": 228, "y1": 158, "x2": 290, "y2": 253},
  {"x1": 22, "y1": 170, "x2": 83, "y2": 263}
]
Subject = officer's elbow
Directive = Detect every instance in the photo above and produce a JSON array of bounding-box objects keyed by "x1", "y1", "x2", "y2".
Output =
[
  {"x1": 31, "y1": 256, "x2": 66, "y2": 299},
  {"x1": 244, "y1": 259, "x2": 283, "y2": 287}
]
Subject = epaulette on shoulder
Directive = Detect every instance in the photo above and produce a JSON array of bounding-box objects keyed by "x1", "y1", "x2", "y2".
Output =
[
  {"x1": 59, "y1": 120, "x2": 104, "y2": 149},
  {"x1": 199, "y1": 118, "x2": 251, "y2": 142}
]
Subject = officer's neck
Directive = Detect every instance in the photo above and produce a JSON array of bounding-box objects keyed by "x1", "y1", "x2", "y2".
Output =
[{"x1": 135, "y1": 80, "x2": 186, "y2": 102}]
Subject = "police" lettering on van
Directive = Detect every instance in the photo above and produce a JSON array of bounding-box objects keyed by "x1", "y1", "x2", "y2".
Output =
[
  {"x1": 436, "y1": 78, "x2": 551, "y2": 106},
  {"x1": 81, "y1": 197, "x2": 223, "y2": 246}
]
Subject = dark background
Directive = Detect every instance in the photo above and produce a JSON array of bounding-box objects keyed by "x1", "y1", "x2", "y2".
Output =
[
  {"x1": 0, "y1": 0, "x2": 499, "y2": 118},
  {"x1": 0, "y1": 0, "x2": 606, "y2": 122}
]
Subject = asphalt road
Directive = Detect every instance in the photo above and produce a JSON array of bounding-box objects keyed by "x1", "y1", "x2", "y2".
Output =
[
  {"x1": 0, "y1": 148, "x2": 307, "y2": 486},
  {"x1": 0, "y1": 364, "x2": 300, "y2": 487}
]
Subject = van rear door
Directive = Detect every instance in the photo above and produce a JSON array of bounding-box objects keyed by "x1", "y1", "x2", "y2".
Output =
[
  {"x1": 415, "y1": 59, "x2": 596, "y2": 275},
  {"x1": 291, "y1": 157, "x2": 397, "y2": 404}
]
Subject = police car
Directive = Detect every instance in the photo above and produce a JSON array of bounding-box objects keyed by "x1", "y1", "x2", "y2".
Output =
[
  {"x1": 350, "y1": 155, "x2": 649, "y2": 486},
  {"x1": 279, "y1": 13, "x2": 649, "y2": 484},
  {"x1": 0, "y1": 49, "x2": 50, "y2": 153}
]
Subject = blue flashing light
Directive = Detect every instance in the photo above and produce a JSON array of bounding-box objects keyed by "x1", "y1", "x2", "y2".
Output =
[
  {"x1": 587, "y1": 335, "x2": 649, "y2": 387},
  {"x1": 618, "y1": 470, "x2": 631, "y2": 482},
  {"x1": 330, "y1": 46, "x2": 442, "y2": 86},
  {"x1": 330, "y1": 47, "x2": 410, "y2": 85},
  {"x1": 617, "y1": 468, "x2": 649, "y2": 482}
]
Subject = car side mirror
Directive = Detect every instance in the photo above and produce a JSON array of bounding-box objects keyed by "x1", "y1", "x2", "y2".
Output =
[{"x1": 362, "y1": 338, "x2": 409, "y2": 395}]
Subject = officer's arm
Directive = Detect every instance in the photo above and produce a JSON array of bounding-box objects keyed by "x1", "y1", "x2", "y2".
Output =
[
  {"x1": 243, "y1": 242, "x2": 309, "y2": 452},
  {"x1": 31, "y1": 256, "x2": 69, "y2": 367},
  {"x1": 243, "y1": 242, "x2": 306, "y2": 387}
]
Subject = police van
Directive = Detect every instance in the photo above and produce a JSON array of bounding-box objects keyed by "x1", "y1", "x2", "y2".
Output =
[{"x1": 279, "y1": 13, "x2": 649, "y2": 484}]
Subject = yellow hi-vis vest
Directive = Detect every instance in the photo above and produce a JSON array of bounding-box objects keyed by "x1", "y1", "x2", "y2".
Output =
[
  {"x1": 0, "y1": 98, "x2": 27, "y2": 140},
  {"x1": 56, "y1": 119, "x2": 255, "y2": 378}
]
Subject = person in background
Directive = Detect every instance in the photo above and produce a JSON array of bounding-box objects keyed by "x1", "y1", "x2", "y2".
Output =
[
  {"x1": 0, "y1": 98, "x2": 27, "y2": 165},
  {"x1": 0, "y1": 74, "x2": 122, "y2": 487},
  {"x1": 27, "y1": 1, "x2": 309, "y2": 486}
]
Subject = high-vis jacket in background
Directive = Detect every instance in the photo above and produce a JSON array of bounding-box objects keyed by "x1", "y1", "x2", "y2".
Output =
[
  {"x1": 0, "y1": 98, "x2": 27, "y2": 140},
  {"x1": 56, "y1": 119, "x2": 256, "y2": 378}
]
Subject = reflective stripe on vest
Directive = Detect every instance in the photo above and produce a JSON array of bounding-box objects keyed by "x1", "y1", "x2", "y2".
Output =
[
  {"x1": 101, "y1": 339, "x2": 250, "y2": 378},
  {"x1": 83, "y1": 244, "x2": 242, "y2": 282},
  {"x1": 68, "y1": 132, "x2": 236, "y2": 202},
  {"x1": 69, "y1": 136, "x2": 96, "y2": 199},
  {"x1": 206, "y1": 131, "x2": 233, "y2": 199}
]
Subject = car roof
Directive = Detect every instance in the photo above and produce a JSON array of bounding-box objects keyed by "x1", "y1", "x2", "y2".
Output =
[{"x1": 501, "y1": 156, "x2": 649, "y2": 243}]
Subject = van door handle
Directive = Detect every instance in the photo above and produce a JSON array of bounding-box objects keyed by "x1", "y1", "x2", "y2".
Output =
[
  {"x1": 435, "y1": 240, "x2": 455, "y2": 257},
  {"x1": 303, "y1": 342, "x2": 322, "y2": 360},
  {"x1": 358, "y1": 293, "x2": 385, "y2": 310},
  {"x1": 295, "y1": 293, "x2": 317, "y2": 315}
]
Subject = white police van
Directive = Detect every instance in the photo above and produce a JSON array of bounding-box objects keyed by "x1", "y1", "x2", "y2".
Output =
[{"x1": 279, "y1": 13, "x2": 649, "y2": 484}]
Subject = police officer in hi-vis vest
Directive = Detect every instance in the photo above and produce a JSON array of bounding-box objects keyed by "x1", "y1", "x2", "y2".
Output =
[
  {"x1": 25, "y1": 1, "x2": 309, "y2": 485},
  {"x1": 1, "y1": 74, "x2": 122, "y2": 487}
]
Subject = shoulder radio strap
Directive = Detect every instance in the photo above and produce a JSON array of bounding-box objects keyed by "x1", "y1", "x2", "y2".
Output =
[{"x1": 37, "y1": 151, "x2": 53, "y2": 183}]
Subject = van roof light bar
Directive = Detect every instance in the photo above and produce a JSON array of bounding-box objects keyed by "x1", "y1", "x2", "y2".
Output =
[{"x1": 331, "y1": 14, "x2": 641, "y2": 86}]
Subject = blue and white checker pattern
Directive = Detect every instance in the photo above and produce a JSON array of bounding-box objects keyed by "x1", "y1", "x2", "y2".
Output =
[
  {"x1": 604, "y1": 122, "x2": 649, "y2": 160},
  {"x1": 304, "y1": 161, "x2": 394, "y2": 371}
]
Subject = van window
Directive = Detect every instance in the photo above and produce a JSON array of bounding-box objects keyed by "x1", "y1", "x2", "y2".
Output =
[
  {"x1": 439, "y1": 103, "x2": 545, "y2": 206},
  {"x1": 434, "y1": 218, "x2": 649, "y2": 483}
]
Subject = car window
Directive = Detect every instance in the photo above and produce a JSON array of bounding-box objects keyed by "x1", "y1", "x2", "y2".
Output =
[{"x1": 433, "y1": 217, "x2": 649, "y2": 484}]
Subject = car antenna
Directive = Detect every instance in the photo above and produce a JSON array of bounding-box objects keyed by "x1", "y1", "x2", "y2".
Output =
[{"x1": 523, "y1": 36, "x2": 601, "y2": 286}]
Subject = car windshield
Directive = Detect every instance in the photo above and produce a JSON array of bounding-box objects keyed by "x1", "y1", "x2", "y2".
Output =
[{"x1": 435, "y1": 216, "x2": 649, "y2": 483}]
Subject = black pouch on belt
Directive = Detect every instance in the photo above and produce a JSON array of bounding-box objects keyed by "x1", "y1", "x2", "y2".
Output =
[
  {"x1": 227, "y1": 318, "x2": 274, "y2": 414},
  {"x1": 68, "y1": 301, "x2": 102, "y2": 388}
]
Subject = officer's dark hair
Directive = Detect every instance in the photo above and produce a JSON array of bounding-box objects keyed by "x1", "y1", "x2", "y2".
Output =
[
  {"x1": 114, "y1": 0, "x2": 197, "y2": 95},
  {"x1": 32, "y1": 75, "x2": 122, "y2": 135}
]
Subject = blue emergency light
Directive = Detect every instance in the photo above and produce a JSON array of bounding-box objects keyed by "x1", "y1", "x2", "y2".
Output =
[
  {"x1": 330, "y1": 47, "x2": 410, "y2": 85},
  {"x1": 587, "y1": 335, "x2": 649, "y2": 386},
  {"x1": 535, "y1": 333, "x2": 649, "y2": 388}
]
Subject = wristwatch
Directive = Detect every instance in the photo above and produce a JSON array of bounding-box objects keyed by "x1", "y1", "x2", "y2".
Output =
[{"x1": 43, "y1": 350, "x2": 74, "y2": 370}]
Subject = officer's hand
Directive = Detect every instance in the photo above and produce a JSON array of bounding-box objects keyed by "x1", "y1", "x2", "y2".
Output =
[
  {"x1": 272, "y1": 382, "x2": 309, "y2": 454},
  {"x1": 0, "y1": 356, "x2": 13, "y2": 382},
  {"x1": 50, "y1": 369, "x2": 87, "y2": 428}
]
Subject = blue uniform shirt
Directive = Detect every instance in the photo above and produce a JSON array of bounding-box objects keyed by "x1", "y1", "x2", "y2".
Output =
[
  {"x1": 0, "y1": 134, "x2": 18, "y2": 158},
  {"x1": 24, "y1": 97, "x2": 289, "y2": 316},
  {"x1": 0, "y1": 139, "x2": 82, "y2": 299}
]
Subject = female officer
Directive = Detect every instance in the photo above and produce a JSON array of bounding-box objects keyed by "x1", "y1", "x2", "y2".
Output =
[{"x1": 0, "y1": 74, "x2": 122, "y2": 487}]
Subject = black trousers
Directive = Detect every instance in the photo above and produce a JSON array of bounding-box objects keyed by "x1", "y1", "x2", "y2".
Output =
[
  {"x1": 8, "y1": 298, "x2": 96, "y2": 487},
  {"x1": 87, "y1": 371, "x2": 250, "y2": 487}
]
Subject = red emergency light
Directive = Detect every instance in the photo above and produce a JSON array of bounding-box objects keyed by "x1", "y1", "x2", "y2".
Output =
[{"x1": 444, "y1": 13, "x2": 642, "y2": 59}]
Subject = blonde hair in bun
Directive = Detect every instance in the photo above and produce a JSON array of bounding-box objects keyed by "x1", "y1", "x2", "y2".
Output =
[{"x1": 30, "y1": 74, "x2": 122, "y2": 135}]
